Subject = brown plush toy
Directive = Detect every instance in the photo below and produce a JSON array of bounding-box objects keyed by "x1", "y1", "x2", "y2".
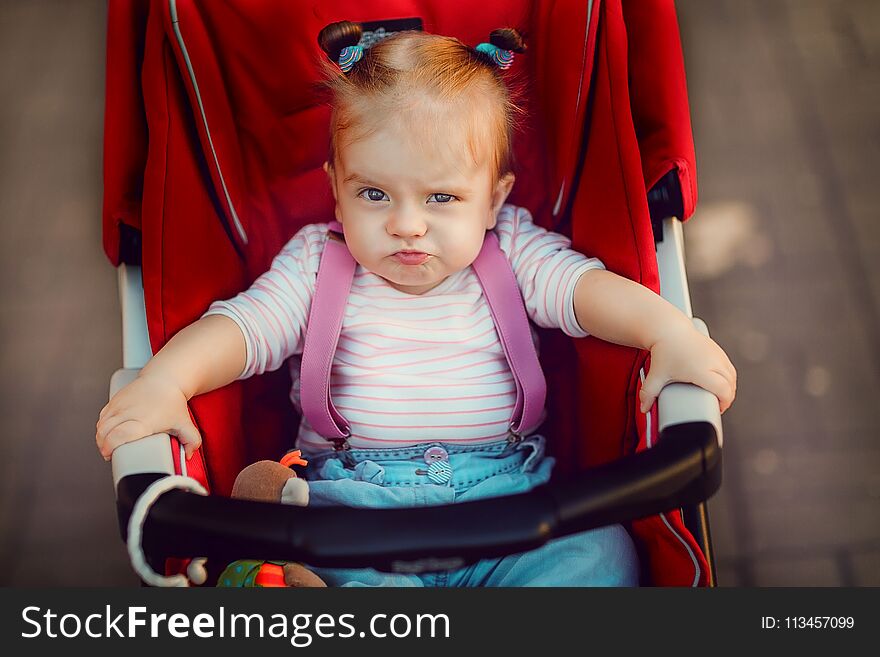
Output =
[{"x1": 220, "y1": 452, "x2": 326, "y2": 587}]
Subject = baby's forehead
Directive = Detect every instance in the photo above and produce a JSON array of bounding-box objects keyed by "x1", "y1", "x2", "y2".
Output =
[
  {"x1": 338, "y1": 101, "x2": 498, "y2": 178},
  {"x1": 339, "y1": 128, "x2": 491, "y2": 191}
]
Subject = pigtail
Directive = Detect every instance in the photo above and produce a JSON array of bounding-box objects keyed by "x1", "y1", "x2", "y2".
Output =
[
  {"x1": 489, "y1": 28, "x2": 527, "y2": 54},
  {"x1": 318, "y1": 20, "x2": 363, "y2": 62},
  {"x1": 473, "y1": 27, "x2": 526, "y2": 71}
]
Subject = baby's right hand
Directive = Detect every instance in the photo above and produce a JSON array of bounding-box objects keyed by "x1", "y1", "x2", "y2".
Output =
[{"x1": 95, "y1": 373, "x2": 202, "y2": 461}]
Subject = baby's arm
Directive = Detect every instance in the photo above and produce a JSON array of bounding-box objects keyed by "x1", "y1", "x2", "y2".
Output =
[
  {"x1": 497, "y1": 205, "x2": 735, "y2": 413},
  {"x1": 96, "y1": 224, "x2": 326, "y2": 460},
  {"x1": 573, "y1": 269, "x2": 736, "y2": 413},
  {"x1": 96, "y1": 314, "x2": 246, "y2": 460}
]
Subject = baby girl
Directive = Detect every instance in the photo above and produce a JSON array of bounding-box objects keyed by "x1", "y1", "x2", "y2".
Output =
[{"x1": 97, "y1": 23, "x2": 735, "y2": 586}]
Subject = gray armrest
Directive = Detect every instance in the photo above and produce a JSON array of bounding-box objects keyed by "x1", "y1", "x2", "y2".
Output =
[
  {"x1": 109, "y1": 368, "x2": 175, "y2": 490},
  {"x1": 657, "y1": 319, "x2": 723, "y2": 446}
]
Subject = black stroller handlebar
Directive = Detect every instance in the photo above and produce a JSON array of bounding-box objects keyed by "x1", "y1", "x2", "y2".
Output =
[{"x1": 117, "y1": 421, "x2": 721, "y2": 574}]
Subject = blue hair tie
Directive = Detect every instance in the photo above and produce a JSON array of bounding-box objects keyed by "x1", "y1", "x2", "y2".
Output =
[
  {"x1": 475, "y1": 42, "x2": 514, "y2": 70},
  {"x1": 338, "y1": 45, "x2": 364, "y2": 73}
]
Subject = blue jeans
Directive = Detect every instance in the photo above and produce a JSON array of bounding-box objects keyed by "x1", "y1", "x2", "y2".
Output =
[{"x1": 303, "y1": 436, "x2": 639, "y2": 587}]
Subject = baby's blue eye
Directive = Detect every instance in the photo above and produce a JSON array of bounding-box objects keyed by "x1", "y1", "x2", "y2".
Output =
[
  {"x1": 428, "y1": 193, "x2": 455, "y2": 203},
  {"x1": 359, "y1": 188, "x2": 389, "y2": 202}
]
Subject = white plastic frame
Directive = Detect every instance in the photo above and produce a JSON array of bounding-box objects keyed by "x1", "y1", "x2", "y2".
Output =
[
  {"x1": 655, "y1": 216, "x2": 724, "y2": 447},
  {"x1": 110, "y1": 264, "x2": 175, "y2": 489}
]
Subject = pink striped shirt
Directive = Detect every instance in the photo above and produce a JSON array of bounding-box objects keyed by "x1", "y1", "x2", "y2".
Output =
[{"x1": 205, "y1": 204, "x2": 604, "y2": 454}]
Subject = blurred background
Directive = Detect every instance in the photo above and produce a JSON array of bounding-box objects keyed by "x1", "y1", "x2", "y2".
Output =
[{"x1": 1, "y1": 0, "x2": 878, "y2": 586}]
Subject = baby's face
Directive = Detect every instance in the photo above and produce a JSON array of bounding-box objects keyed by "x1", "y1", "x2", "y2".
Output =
[{"x1": 326, "y1": 123, "x2": 513, "y2": 295}]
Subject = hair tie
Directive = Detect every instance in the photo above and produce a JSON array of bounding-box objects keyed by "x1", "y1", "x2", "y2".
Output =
[
  {"x1": 475, "y1": 42, "x2": 515, "y2": 70},
  {"x1": 337, "y1": 45, "x2": 364, "y2": 73}
]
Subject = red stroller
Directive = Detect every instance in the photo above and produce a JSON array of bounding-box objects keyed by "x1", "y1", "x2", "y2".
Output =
[{"x1": 103, "y1": 0, "x2": 723, "y2": 586}]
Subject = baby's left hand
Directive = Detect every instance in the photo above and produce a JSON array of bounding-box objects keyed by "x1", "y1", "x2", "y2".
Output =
[{"x1": 639, "y1": 323, "x2": 737, "y2": 414}]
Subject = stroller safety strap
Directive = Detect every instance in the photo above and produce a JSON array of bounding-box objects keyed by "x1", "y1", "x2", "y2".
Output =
[
  {"x1": 299, "y1": 222, "x2": 358, "y2": 442},
  {"x1": 470, "y1": 231, "x2": 547, "y2": 436},
  {"x1": 299, "y1": 221, "x2": 547, "y2": 446}
]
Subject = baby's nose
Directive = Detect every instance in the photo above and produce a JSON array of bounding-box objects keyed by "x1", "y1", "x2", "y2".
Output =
[{"x1": 386, "y1": 207, "x2": 427, "y2": 238}]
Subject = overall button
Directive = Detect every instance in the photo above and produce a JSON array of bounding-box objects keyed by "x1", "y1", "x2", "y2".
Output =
[
  {"x1": 423, "y1": 446, "x2": 449, "y2": 464},
  {"x1": 417, "y1": 446, "x2": 452, "y2": 484}
]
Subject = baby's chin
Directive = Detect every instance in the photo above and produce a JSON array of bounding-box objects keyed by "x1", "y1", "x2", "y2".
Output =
[{"x1": 377, "y1": 261, "x2": 450, "y2": 295}]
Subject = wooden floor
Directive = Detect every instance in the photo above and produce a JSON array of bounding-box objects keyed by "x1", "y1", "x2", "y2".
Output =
[{"x1": 0, "y1": 0, "x2": 877, "y2": 586}]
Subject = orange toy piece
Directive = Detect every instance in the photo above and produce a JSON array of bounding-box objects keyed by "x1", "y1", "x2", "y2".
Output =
[
  {"x1": 254, "y1": 562, "x2": 287, "y2": 587},
  {"x1": 280, "y1": 449, "x2": 308, "y2": 468}
]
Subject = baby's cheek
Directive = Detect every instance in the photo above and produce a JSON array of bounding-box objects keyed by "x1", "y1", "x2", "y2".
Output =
[
  {"x1": 451, "y1": 227, "x2": 489, "y2": 267},
  {"x1": 438, "y1": 241, "x2": 469, "y2": 271},
  {"x1": 341, "y1": 238, "x2": 373, "y2": 272},
  {"x1": 343, "y1": 226, "x2": 377, "y2": 258}
]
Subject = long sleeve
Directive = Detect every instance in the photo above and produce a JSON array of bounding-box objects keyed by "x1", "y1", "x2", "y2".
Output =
[
  {"x1": 494, "y1": 205, "x2": 605, "y2": 337},
  {"x1": 202, "y1": 223, "x2": 328, "y2": 378}
]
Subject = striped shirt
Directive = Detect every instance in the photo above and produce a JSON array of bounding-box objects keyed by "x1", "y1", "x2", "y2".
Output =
[{"x1": 205, "y1": 204, "x2": 604, "y2": 454}]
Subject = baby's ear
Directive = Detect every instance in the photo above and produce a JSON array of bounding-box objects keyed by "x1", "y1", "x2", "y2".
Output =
[
  {"x1": 489, "y1": 172, "x2": 516, "y2": 223},
  {"x1": 324, "y1": 161, "x2": 339, "y2": 200},
  {"x1": 324, "y1": 162, "x2": 343, "y2": 221}
]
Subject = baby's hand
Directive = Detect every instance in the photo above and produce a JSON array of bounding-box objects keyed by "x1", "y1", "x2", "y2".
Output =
[
  {"x1": 95, "y1": 373, "x2": 202, "y2": 461},
  {"x1": 639, "y1": 323, "x2": 737, "y2": 415}
]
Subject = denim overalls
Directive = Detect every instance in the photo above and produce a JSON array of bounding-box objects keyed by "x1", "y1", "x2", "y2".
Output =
[
  {"x1": 297, "y1": 223, "x2": 638, "y2": 587},
  {"x1": 303, "y1": 435, "x2": 637, "y2": 586}
]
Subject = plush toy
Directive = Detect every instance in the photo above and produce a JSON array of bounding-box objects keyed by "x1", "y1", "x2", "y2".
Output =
[{"x1": 217, "y1": 451, "x2": 326, "y2": 587}]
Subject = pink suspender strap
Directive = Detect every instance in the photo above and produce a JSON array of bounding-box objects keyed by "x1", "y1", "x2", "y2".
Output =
[
  {"x1": 299, "y1": 221, "x2": 354, "y2": 445},
  {"x1": 470, "y1": 231, "x2": 547, "y2": 436},
  {"x1": 300, "y1": 225, "x2": 547, "y2": 448}
]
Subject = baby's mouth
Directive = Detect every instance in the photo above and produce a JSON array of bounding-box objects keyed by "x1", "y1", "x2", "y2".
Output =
[{"x1": 392, "y1": 251, "x2": 430, "y2": 265}]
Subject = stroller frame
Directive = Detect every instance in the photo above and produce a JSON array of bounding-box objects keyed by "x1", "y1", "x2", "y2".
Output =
[{"x1": 104, "y1": 0, "x2": 723, "y2": 586}]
